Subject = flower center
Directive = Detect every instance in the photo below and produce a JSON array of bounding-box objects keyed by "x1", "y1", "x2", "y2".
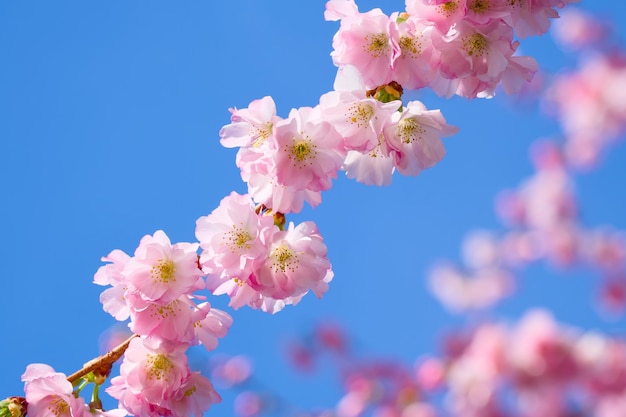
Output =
[
  {"x1": 252, "y1": 122, "x2": 273, "y2": 147},
  {"x1": 47, "y1": 397, "x2": 69, "y2": 417},
  {"x1": 146, "y1": 353, "x2": 173, "y2": 381},
  {"x1": 399, "y1": 35, "x2": 423, "y2": 59},
  {"x1": 225, "y1": 225, "x2": 252, "y2": 252},
  {"x1": 286, "y1": 136, "x2": 317, "y2": 167},
  {"x1": 437, "y1": 1, "x2": 459, "y2": 17},
  {"x1": 151, "y1": 259, "x2": 176, "y2": 283},
  {"x1": 469, "y1": 0, "x2": 490, "y2": 13},
  {"x1": 347, "y1": 103, "x2": 375, "y2": 128},
  {"x1": 398, "y1": 118, "x2": 426, "y2": 144},
  {"x1": 365, "y1": 33, "x2": 390, "y2": 58},
  {"x1": 271, "y1": 244, "x2": 298, "y2": 273},
  {"x1": 184, "y1": 385, "x2": 197, "y2": 397},
  {"x1": 463, "y1": 33, "x2": 488, "y2": 57}
]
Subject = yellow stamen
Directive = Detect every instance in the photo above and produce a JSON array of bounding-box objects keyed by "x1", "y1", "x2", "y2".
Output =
[{"x1": 151, "y1": 259, "x2": 176, "y2": 284}]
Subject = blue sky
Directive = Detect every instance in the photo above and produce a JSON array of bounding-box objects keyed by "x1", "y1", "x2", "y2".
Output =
[{"x1": 1, "y1": 1, "x2": 626, "y2": 415}]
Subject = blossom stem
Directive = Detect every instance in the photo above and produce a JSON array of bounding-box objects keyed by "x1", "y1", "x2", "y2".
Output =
[{"x1": 66, "y1": 334, "x2": 138, "y2": 384}]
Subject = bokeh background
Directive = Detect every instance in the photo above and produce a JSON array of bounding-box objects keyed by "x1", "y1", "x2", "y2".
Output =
[{"x1": 1, "y1": 0, "x2": 625, "y2": 414}]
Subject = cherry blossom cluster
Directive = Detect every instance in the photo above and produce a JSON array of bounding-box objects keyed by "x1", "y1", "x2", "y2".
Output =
[
  {"x1": 413, "y1": 310, "x2": 626, "y2": 417},
  {"x1": 93, "y1": 230, "x2": 233, "y2": 416},
  {"x1": 326, "y1": 0, "x2": 575, "y2": 99},
  {"x1": 221, "y1": 312, "x2": 626, "y2": 417},
  {"x1": 4, "y1": 1, "x2": 581, "y2": 417},
  {"x1": 527, "y1": 7, "x2": 626, "y2": 169},
  {"x1": 20, "y1": 364, "x2": 125, "y2": 417},
  {"x1": 426, "y1": 12, "x2": 626, "y2": 313},
  {"x1": 429, "y1": 140, "x2": 626, "y2": 313},
  {"x1": 196, "y1": 191, "x2": 333, "y2": 313},
  {"x1": 221, "y1": 79, "x2": 457, "y2": 209}
]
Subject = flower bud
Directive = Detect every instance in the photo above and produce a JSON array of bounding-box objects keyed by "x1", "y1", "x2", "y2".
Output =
[{"x1": 0, "y1": 397, "x2": 26, "y2": 417}]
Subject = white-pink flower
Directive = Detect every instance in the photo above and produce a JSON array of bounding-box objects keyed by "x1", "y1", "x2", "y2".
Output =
[
  {"x1": 107, "y1": 338, "x2": 190, "y2": 415},
  {"x1": 220, "y1": 96, "x2": 279, "y2": 149},
  {"x1": 168, "y1": 372, "x2": 221, "y2": 417},
  {"x1": 330, "y1": 8, "x2": 400, "y2": 88},
  {"x1": 22, "y1": 364, "x2": 126, "y2": 417},
  {"x1": 256, "y1": 221, "x2": 334, "y2": 301},
  {"x1": 319, "y1": 89, "x2": 400, "y2": 152},
  {"x1": 94, "y1": 249, "x2": 133, "y2": 321},
  {"x1": 392, "y1": 15, "x2": 440, "y2": 90},
  {"x1": 196, "y1": 191, "x2": 276, "y2": 281},
  {"x1": 273, "y1": 107, "x2": 345, "y2": 193},
  {"x1": 384, "y1": 100, "x2": 457, "y2": 176},
  {"x1": 123, "y1": 230, "x2": 204, "y2": 306}
]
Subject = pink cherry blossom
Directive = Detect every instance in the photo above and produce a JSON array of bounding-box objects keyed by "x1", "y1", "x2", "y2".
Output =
[
  {"x1": 94, "y1": 249, "x2": 132, "y2": 321},
  {"x1": 220, "y1": 96, "x2": 279, "y2": 149},
  {"x1": 168, "y1": 372, "x2": 221, "y2": 417},
  {"x1": 431, "y1": 19, "x2": 521, "y2": 98},
  {"x1": 22, "y1": 364, "x2": 126, "y2": 417},
  {"x1": 123, "y1": 230, "x2": 204, "y2": 306},
  {"x1": 127, "y1": 295, "x2": 196, "y2": 343},
  {"x1": 319, "y1": 89, "x2": 400, "y2": 153},
  {"x1": 330, "y1": 8, "x2": 400, "y2": 88},
  {"x1": 256, "y1": 221, "x2": 334, "y2": 301},
  {"x1": 107, "y1": 338, "x2": 190, "y2": 416},
  {"x1": 392, "y1": 15, "x2": 439, "y2": 90},
  {"x1": 195, "y1": 191, "x2": 276, "y2": 281},
  {"x1": 383, "y1": 100, "x2": 457, "y2": 176},
  {"x1": 273, "y1": 106, "x2": 345, "y2": 192}
]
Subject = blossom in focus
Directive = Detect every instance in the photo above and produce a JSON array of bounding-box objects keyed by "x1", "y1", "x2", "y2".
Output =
[
  {"x1": 22, "y1": 364, "x2": 126, "y2": 417},
  {"x1": 196, "y1": 191, "x2": 276, "y2": 281},
  {"x1": 384, "y1": 100, "x2": 457, "y2": 176},
  {"x1": 330, "y1": 8, "x2": 400, "y2": 88},
  {"x1": 256, "y1": 221, "x2": 334, "y2": 301}
]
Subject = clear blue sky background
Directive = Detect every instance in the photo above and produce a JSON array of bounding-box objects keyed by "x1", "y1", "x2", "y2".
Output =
[{"x1": 1, "y1": 1, "x2": 625, "y2": 415}]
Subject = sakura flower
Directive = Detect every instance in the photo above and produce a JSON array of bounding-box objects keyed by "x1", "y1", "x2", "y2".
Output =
[
  {"x1": 123, "y1": 230, "x2": 204, "y2": 306},
  {"x1": 383, "y1": 100, "x2": 457, "y2": 176},
  {"x1": 273, "y1": 106, "x2": 345, "y2": 193},
  {"x1": 392, "y1": 15, "x2": 439, "y2": 90},
  {"x1": 168, "y1": 372, "x2": 221, "y2": 417},
  {"x1": 196, "y1": 191, "x2": 276, "y2": 281},
  {"x1": 432, "y1": 19, "x2": 518, "y2": 98},
  {"x1": 107, "y1": 337, "x2": 190, "y2": 415},
  {"x1": 256, "y1": 221, "x2": 334, "y2": 301},
  {"x1": 127, "y1": 295, "x2": 197, "y2": 343},
  {"x1": 319, "y1": 89, "x2": 400, "y2": 152},
  {"x1": 22, "y1": 364, "x2": 125, "y2": 417},
  {"x1": 220, "y1": 96, "x2": 279, "y2": 149},
  {"x1": 330, "y1": 8, "x2": 400, "y2": 88},
  {"x1": 94, "y1": 249, "x2": 132, "y2": 321}
]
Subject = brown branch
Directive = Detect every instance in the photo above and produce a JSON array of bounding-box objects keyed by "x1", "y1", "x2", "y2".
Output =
[{"x1": 66, "y1": 334, "x2": 138, "y2": 384}]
